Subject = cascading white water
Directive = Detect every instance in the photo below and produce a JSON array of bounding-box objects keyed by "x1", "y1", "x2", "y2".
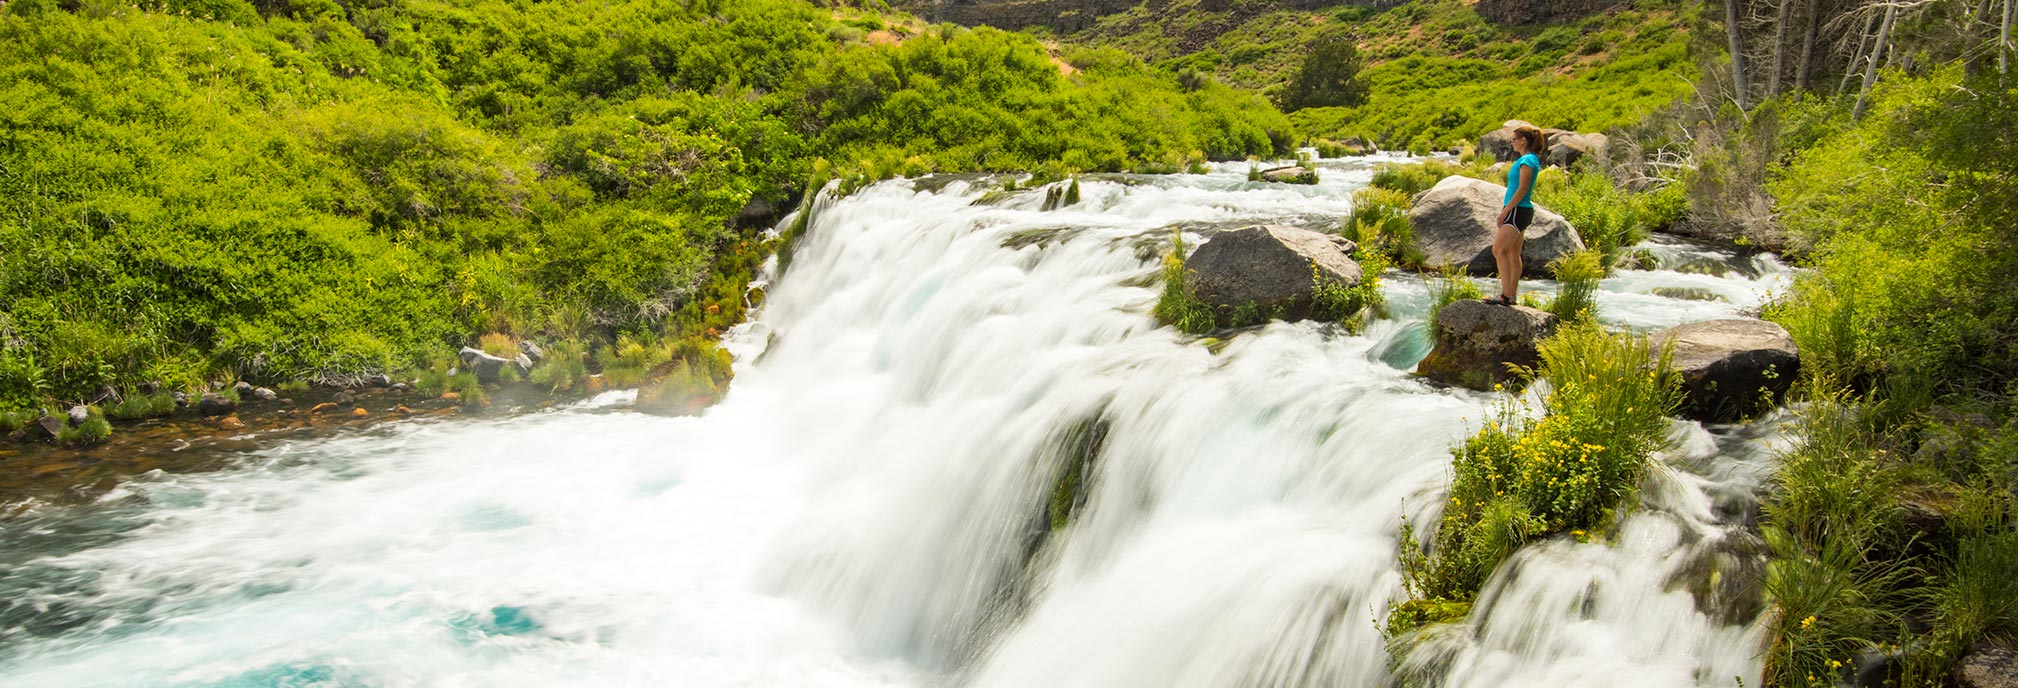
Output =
[{"x1": 0, "y1": 158, "x2": 1792, "y2": 687}]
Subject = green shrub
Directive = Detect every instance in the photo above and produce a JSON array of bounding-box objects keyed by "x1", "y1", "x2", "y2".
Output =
[
  {"x1": 55, "y1": 407, "x2": 112, "y2": 447},
  {"x1": 598, "y1": 332, "x2": 670, "y2": 387},
  {"x1": 1151, "y1": 230, "x2": 1218, "y2": 334},
  {"x1": 1543, "y1": 251, "x2": 1602, "y2": 325},
  {"x1": 106, "y1": 391, "x2": 178, "y2": 421},
  {"x1": 1399, "y1": 325, "x2": 1680, "y2": 604},
  {"x1": 1347, "y1": 186, "x2": 1423, "y2": 269},
  {"x1": 1426, "y1": 270, "x2": 1484, "y2": 328},
  {"x1": 0, "y1": 409, "x2": 26, "y2": 433},
  {"x1": 1536, "y1": 170, "x2": 1652, "y2": 270},
  {"x1": 1312, "y1": 248, "x2": 1387, "y2": 334},
  {"x1": 529, "y1": 340, "x2": 590, "y2": 394}
]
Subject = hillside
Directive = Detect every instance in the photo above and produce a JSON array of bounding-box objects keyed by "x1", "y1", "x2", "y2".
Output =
[{"x1": 903, "y1": 0, "x2": 1697, "y2": 150}]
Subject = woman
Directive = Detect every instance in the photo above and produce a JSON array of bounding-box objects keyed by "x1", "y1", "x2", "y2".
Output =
[{"x1": 1484, "y1": 126, "x2": 1543, "y2": 306}]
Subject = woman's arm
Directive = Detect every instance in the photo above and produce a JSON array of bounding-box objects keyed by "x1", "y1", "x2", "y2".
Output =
[{"x1": 1513, "y1": 164, "x2": 1536, "y2": 208}]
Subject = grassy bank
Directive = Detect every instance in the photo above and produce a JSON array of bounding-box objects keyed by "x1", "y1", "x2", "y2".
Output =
[{"x1": 0, "y1": 0, "x2": 1290, "y2": 423}]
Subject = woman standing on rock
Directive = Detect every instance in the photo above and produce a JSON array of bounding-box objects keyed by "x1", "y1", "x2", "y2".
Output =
[{"x1": 1484, "y1": 126, "x2": 1543, "y2": 306}]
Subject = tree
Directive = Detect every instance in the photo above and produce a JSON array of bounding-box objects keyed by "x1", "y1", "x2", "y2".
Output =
[{"x1": 1274, "y1": 34, "x2": 1368, "y2": 112}]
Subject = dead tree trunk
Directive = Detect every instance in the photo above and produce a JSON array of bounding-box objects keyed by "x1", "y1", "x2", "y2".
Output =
[
  {"x1": 1769, "y1": 0, "x2": 1795, "y2": 96},
  {"x1": 1853, "y1": 4, "x2": 1897, "y2": 122},
  {"x1": 1727, "y1": 0, "x2": 1752, "y2": 109},
  {"x1": 1841, "y1": 10, "x2": 1880, "y2": 94},
  {"x1": 1795, "y1": 0, "x2": 1821, "y2": 90},
  {"x1": 1993, "y1": 0, "x2": 2009, "y2": 73}
]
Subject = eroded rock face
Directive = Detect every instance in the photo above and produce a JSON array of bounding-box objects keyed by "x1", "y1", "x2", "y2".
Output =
[
  {"x1": 1958, "y1": 643, "x2": 2018, "y2": 688},
  {"x1": 1185, "y1": 224, "x2": 1361, "y2": 325},
  {"x1": 1408, "y1": 175, "x2": 1584, "y2": 278},
  {"x1": 1417, "y1": 299, "x2": 1560, "y2": 390},
  {"x1": 1652, "y1": 319, "x2": 1800, "y2": 423}
]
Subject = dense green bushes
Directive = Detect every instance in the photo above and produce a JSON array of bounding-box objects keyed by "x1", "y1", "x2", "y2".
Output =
[
  {"x1": 1392, "y1": 325, "x2": 1680, "y2": 633},
  {"x1": 0, "y1": 0, "x2": 1289, "y2": 417}
]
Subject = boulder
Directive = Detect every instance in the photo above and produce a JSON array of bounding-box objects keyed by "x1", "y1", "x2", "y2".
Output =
[
  {"x1": 233, "y1": 381, "x2": 254, "y2": 396},
  {"x1": 364, "y1": 373, "x2": 393, "y2": 388},
  {"x1": 331, "y1": 391, "x2": 357, "y2": 405},
  {"x1": 1408, "y1": 176, "x2": 1585, "y2": 278},
  {"x1": 1417, "y1": 300, "x2": 1560, "y2": 390},
  {"x1": 519, "y1": 340, "x2": 545, "y2": 365},
  {"x1": 251, "y1": 387, "x2": 279, "y2": 402},
  {"x1": 27, "y1": 413, "x2": 64, "y2": 439},
  {"x1": 1546, "y1": 132, "x2": 1609, "y2": 168},
  {"x1": 1184, "y1": 224, "x2": 1362, "y2": 326},
  {"x1": 515, "y1": 353, "x2": 535, "y2": 376},
  {"x1": 1259, "y1": 165, "x2": 1318, "y2": 185},
  {"x1": 197, "y1": 393, "x2": 237, "y2": 417},
  {"x1": 1958, "y1": 643, "x2": 2018, "y2": 688},
  {"x1": 66, "y1": 404, "x2": 90, "y2": 426},
  {"x1": 390, "y1": 382, "x2": 411, "y2": 395},
  {"x1": 1476, "y1": 119, "x2": 1536, "y2": 162},
  {"x1": 458, "y1": 346, "x2": 512, "y2": 384},
  {"x1": 1652, "y1": 319, "x2": 1800, "y2": 423},
  {"x1": 172, "y1": 390, "x2": 190, "y2": 407}
]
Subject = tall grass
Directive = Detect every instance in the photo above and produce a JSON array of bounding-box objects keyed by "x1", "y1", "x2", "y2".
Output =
[
  {"x1": 1152, "y1": 229, "x2": 1218, "y2": 334},
  {"x1": 1347, "y1": 186, "x2": 1424, "y2": 269},
  {"x1": 1543, "y1": 250, "x2": 1602, "y2": 325},
  {"x1": 54, "y1": 406, "x2": 111, "y2": 447},
  {"x1": 1312, "y1": 248, "x2": 1388, "y2": 334},
  {"x1": 1536, "y1": 170, "x2": 1657, "y2": 271},
  {"x1": 1399, "y1": 325, "x2": 1681, "y2": 605},
  {"x1": 106, "y1": 390, "x2": 177, "y2": 421},
  {"x1": 528, "y1": 340, "x2": 589, "y2": 393},
  {"x1": 1426, "y1": 270, "x2": 1484, "y2": 329}
]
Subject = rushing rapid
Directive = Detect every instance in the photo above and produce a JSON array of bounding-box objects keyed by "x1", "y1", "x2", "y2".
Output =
[{"x1": 0, "y1": 157, "x2": 1792, "y2": 687}]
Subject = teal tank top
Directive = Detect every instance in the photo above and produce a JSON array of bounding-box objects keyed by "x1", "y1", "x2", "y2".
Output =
[{"x1": 1504, "y1": 153, "x2": 1540, "y2": 208}]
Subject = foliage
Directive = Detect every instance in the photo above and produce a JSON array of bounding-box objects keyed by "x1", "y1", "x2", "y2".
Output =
[
  {"x1": 528, "y1": 340, "x2": 590, "y2": 394},
  {"x1": 478, "y1": 333, "x2": 519, "y2": 359},
  {"x1": 54, "y1": 407, "x2": 111, "y2": 447},
  {"x1": 106, "y1": 391, "x2": 178, "y2": 421},
  {"x1": 1347, "y1": 187, "x2": 1423, "y2": 270},
  {"x1": 1312, "y1": 248, "x2": 1388, "y2": 334},
  {"x1": 1152, "y1": 230, "x2": 1218, "y2": 334},
  {"x1": 1275, "y1": 32, "x2": 1367, "y2": 112},
  {"x1": 1426, "y1": 270, "x2": 1484, "y2": 329},
  {"x1": 1534, "y1": 170, "x2": 1659, "y2": 270},
  {"x1": 1542, "y1": 251, "x2": 1602, "y2": 325},
  {"x1": 0, "y1": 0, "x2": 1288, "y2": 417},
  {"x1": 1400, "y1": 325, "x2": 1680, "y2": 604}
]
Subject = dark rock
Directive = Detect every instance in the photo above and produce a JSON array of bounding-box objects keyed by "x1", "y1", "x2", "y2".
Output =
[
  {"x1": 458, "y1": 346, "x2": 511, "y2": 384},
  {"x1": 1417, "y1": 299, "x2": 1559, "y2": 390},
  {"x1": 172, "y1": 391, "x2": 190, "y2": 407},
  {"x1": 138, "y1": 380, "x2": 163, "y2": 394},
  {"x1": 1258, "y1": 165, "x2": 1318, "y2": 185},
  {"x1": 1408, "y1": 175, "x2": 1585, "y2": 278},
  {"x1": 1958, "y1": 643, "x2": 2018, "y2": 688},
  {"x1": 66, "y1": 405, "x2": 90, "y2": 426},
  {"x1": 1651, "y1": 319, "x2": 1800, "y2": 423},
  {"x1": 331, "y1": 391, "x2": 357, "y2": 405},
  {"x1": 519, "y1": 340, "x2": 545, "y2": 365},
  {"x1": 364, "y1": 373, "x2": 393, "y2": 388},
  {"x1": 1183, "y1": 224, "x2": 1363, "y2": 325},
  {"x1": 197, "y1": 393, "x2": 237, "y2": 417},
  {"x1": 515, "y1": 353, "x2": 534, "y2": 376},
  {"x1": 233, "y1": 381, "x2": 254, "y2": 396},
  {"x1": 1546, "y1": 132, "x2": 1608, "y2": 168},
  {"x1": 1475, "y1": 119, "x2": 1536, "y2": 162},
  {"x1": 390, "y1": 383, "x2": 411, "y2": 395},
  {"x1": 95, "y1": 386, "x2": 122, "y2": 405},
  {"x1": 251, "y1": 387, "x2": 279, "y2": 402},
  {"x1": 27, "y1": 413, "x2": 64, "y2": 439}
]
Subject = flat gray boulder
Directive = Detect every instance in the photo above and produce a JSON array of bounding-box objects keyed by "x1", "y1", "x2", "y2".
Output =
[
  {"x1": 1259, "y1": 165, "x2": 1317, "y2": 185},
  {"x1": 1185, "y1": 224, "x2": 1361, "y2": 326},
  {"x1": 1417, "y1": 300, "x2": 1559, "y2": 390},
  {"x1": 1653, "y1": 319, "x2": 1800, "y2": 423},
  {"x1": 458, "y1": 346, "x2": 512, "y2": 384},
  {"x1": 1408, "y1": 175, "x2": 1585, "y2": 278},
  {"x1": 1475, "y1": 119, "x2": 1537, "y2": 162}
]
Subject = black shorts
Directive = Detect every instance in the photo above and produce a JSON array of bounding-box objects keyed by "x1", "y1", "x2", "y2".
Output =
[{"x1": 1504, "y1": 206, "x2": 1535, "y2": 230}]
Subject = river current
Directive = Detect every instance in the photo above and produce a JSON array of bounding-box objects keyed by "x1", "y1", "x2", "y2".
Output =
[{"x1": 0, "y1": 157, "x2": 1793, "y2": 687}]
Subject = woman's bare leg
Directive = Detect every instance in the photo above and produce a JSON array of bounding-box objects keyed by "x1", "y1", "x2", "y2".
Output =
[{"x1": 1494, "y1": 223, "x2": 1522, "y2": 300}]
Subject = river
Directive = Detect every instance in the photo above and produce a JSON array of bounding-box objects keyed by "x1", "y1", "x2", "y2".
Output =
[{"x1": 0, "y1": 157, "x2": 1793, "y2": 687}]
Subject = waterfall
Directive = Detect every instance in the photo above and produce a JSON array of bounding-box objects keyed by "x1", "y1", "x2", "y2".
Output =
[{"x1": 0, "y1": 158, "x2": 1792, "y2": 687}]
